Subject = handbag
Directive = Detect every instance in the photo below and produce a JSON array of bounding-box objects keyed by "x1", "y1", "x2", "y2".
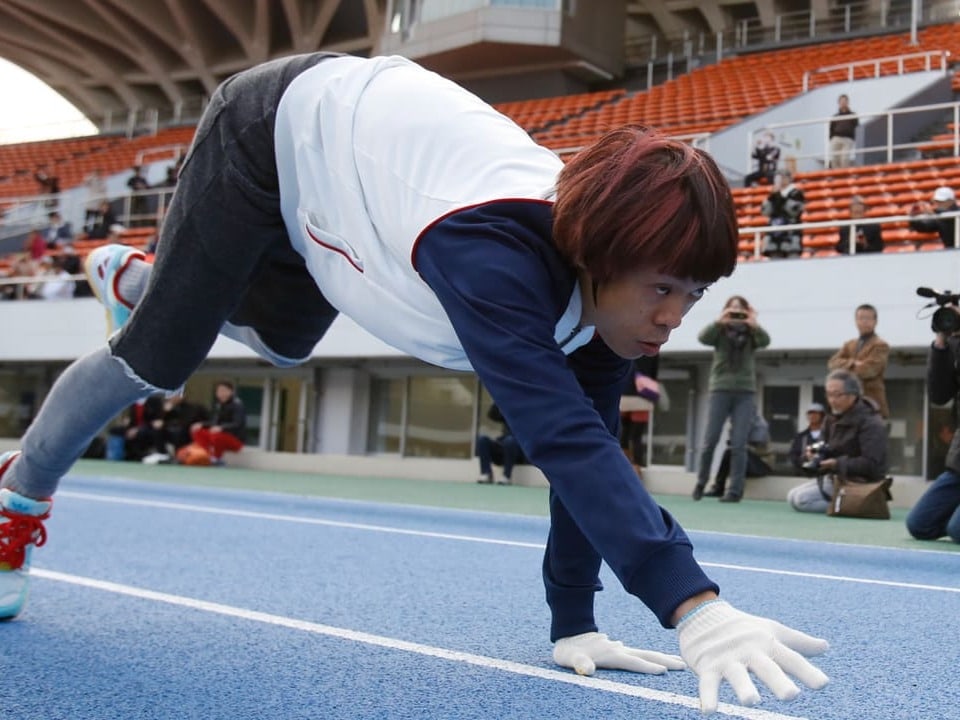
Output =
[{"x1": 820, "y1": 475, "x2": 893, "y2": 520}]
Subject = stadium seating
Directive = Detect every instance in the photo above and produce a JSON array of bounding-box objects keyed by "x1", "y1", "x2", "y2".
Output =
[{"x1": 1, "y1": 23, "x2": 959, "y2": 270}]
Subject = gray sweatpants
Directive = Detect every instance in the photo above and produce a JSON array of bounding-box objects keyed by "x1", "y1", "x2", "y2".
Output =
[{"x1": 5, "y1": 53, "x2": 343, "y2": 499}]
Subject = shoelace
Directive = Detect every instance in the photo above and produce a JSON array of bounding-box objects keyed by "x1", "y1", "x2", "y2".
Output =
[{"x1": 0, "y1": 507, "x2": 49, "y2": 569}]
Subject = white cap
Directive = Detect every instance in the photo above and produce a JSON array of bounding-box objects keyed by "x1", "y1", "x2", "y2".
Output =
[{"x1": 932, "y1": 186, "x2": 955, "y2": 203}]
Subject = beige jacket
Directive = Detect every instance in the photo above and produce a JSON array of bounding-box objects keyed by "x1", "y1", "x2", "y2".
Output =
[{"x1": 828, "y1": 334, "x2": 890, "y2": 417}]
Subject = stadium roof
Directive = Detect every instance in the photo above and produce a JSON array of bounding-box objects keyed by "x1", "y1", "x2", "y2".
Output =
[{"x1": 0, "y1": 0, "x2": 386, "y2": 128}]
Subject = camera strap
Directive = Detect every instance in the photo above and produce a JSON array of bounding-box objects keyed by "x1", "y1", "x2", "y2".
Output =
[{"x1": 815, "y1": 474, "x2": 832, "y2": 502}]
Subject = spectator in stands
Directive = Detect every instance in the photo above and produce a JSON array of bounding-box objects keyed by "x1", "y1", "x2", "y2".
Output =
[
  {"x1": 788, "y1": 402, "x2": 827, "y2": 474},
  {"x1": 476, "y1": 403, "x2": 524, "y2": 485},
  {"x1": 87, "y1": 200, "x2": 120, "y2": 240},
  {"x1": 761, "y1": 170, "x2": 805, "y2": 258},
  {"x1": 907, "y1": 305, "x2": 960, "y2": 543},
  {"x1": 189, "y1": 381, "x2": 246, "y2": 463},
  {"x1": 743, "y1": 131, "x2": 780, "y2": 188},
  {"x1": 37, "y1": 253, "x2": 76, "y2": 301},
  {"x1": 835, "y1": 195, "x2": 883, "y2": 254},
  {"x1": 787, "y1": 369, "x2": 887, "y2": 513},
  {"x1": 43, "y1": 211, "x2": 73, "y2": 249},
  {"x1": 1, "y1": 255, "x2": 40, "y2": 300},
  {"x1": 692, "y1": 296, "x2": 771, "y2": 503},
  {"x1": 83, "y1": 168, "x2": 107, "y2": 232},
  {"x1": 700, "y1": 413, "x2": 772, "y2": 498},
  {"x1": 33, "y1": 165, "x2": 60, "y2": 207},
  {"x1": 909, "y1": 186, "x2": 958, "y2": 248},
  {"x1": 828, "y1": 303, "x2": 889, "y2": 418},
  {"x1": 828, "y1": 94, "x2": 858, "y2": 169},
  {"x1": 23, "y1": 228, "x2": 46, "y2": 261},
  {"x1": 157, "y1": 163, "x2": 180, "y2": 211},
  {"x1": 63, "y1": 250, "x2": 92, "y2": 298},
  {"x1": 0, "y1": 55, "x2": 831, "y2": 713},
  {"x1": 126, "y1": 165, "x2": 151, "y2": 227}
]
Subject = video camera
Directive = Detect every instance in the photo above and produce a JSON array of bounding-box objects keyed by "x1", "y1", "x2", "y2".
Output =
[{"x1": 917, "y1": 287, "x2": 960, "y2": 334}]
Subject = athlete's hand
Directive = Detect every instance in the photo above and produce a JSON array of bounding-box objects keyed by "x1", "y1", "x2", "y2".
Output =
[
  {"x1": 676, "y1": 600, "x2": 829, "y2": 714},
  {"x1": 553, "y1": 631, "x2": 687, "y2": 676}
]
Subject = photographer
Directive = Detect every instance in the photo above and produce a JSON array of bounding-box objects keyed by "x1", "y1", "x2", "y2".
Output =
[
  {"x1": 743, "y1": 131, "x2": 780, "y2": 188},
  {"x1": 761, "y1": 170, "x2": 805, "y2": 258},
  {"x1": 787, "y1": 369, "x2": 888, "y2": 513},
  {"x1": 908, "y1": 186, "x2": 957, "y2": 248},
  {"x1": 692, "y1": 296, "x2": 770, "y2": 502},
  {"x1": 906, "y1": 305, "x2": 960, "y2": 543}
]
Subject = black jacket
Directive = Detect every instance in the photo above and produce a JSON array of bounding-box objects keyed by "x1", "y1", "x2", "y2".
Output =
[
  {"x1": 835, "y1": 222, "x2": 883, "y2": 254},
  {"x1": 210, "y1": 396, "x2": 247, "y2": 443},
  {"x1": 829, "y1": 111, "x2": 858, "y2": 140},
  {"x1": 822, "y1": 397, "x2": 888, "y2": 481},
  {"x1": 928, "y1": 337, "x2": 960, "y2": 473},
  {"x1": 910, "y1": 203, "x2": 958, "y2": 247}
]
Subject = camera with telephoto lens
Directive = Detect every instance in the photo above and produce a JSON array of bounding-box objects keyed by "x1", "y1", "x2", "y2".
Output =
[
  {"x1": 916, "y1": 287, "x2": 960, "y2": 334},
  {"x1": 802, "y1": 441, "x2": 832, "y2": 476}
]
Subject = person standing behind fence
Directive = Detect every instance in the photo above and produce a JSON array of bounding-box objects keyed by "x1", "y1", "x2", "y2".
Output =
[
  {"x1": 828, "y1": 94, "x2": 858, "y2": 169},
  {"x1": 692, "y1": 296, "x2": 771, "y2": 503}
]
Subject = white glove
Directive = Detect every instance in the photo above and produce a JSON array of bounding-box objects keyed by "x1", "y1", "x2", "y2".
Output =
[
  {"x1": 554, "y1": 631, "x2": 687, "y2": 676},
  {"x1": 676, "y1": 600, "x2": 829, "y2": 714}
]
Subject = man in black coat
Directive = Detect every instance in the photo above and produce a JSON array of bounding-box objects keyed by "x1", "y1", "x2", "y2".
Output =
[{"x1": 787, "y1": 369, "x2": 887, "y2": 512}]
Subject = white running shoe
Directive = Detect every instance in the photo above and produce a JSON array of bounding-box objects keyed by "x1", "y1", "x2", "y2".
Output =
[
  {"x1": 0, "y1": 452, "x2": 52, "y2": 620},
  {"x1": 84, "y1": 243, "x2": 146, "y2": 336}
]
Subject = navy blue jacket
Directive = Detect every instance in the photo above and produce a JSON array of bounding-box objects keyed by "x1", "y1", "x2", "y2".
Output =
[{"x1": 415, "y1": 200, "x2": 718, "y2": 638}]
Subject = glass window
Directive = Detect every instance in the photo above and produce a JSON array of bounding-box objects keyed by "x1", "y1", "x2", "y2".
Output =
[
  {"x1": 405, "y1": 376, "x2": 477, "y2": 458},
  {"x1": 762, "y1": 385, "x2": 801, "y2": 474},
  {"x1": 651, "y1": 377, "x2": 690, "y2": 466},
  {"x1": 886, "y1": 378, "x2": 925, "y2": 477},
  {"x1": 367, "y1": 377, "x2": 404, "y2": 453}
]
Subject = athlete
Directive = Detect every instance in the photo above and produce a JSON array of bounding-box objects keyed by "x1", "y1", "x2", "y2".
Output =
[{"x1": 0, "y1": 53, "x2": 829, "y2": 714}]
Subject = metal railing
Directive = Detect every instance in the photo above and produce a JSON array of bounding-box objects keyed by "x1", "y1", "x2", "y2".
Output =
[
  {"x1": 802, "y1": 50, "x2": 951, "y2": 91},
  {"x1": 738, "y1": 209, "x2": 960, "y2": 259},
  {"x1": 748, "y1": 99, "x2": 960, "y2": 171}
]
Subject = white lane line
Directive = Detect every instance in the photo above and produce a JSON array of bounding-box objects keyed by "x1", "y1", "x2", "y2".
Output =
[
  {"x1": 57, "y1": 491, "x2": 960, "y2": 594},
  {"x1": 32, "y1": 568, "x2": 806, "y2": 720},
  {"x1": 58, "y1": 491, "x2": 544, "y2": 548}
]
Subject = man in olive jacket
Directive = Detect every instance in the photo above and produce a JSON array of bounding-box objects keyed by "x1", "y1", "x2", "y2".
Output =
[{"x1": 787, "y1": 369, "x2": 888, "y2": 513}]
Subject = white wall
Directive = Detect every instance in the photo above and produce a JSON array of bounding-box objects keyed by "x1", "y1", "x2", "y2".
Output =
[{"x1": 2, "y1": 249, "x2": 956, "y2": 363}]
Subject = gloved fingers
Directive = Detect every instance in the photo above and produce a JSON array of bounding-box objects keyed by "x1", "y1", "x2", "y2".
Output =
[
  {"x1": 722, "y1": 663, "x2": 762, "y2": 708},
  {"x1": 771, "y1": 644, "x2": 831, "y2": 690},
  {"x1": 746, "y1": 654, "x2": 800, "y2": 702},
  {"x1": 622, "y1": 648, "x2": 687, "y2": 671},
  {"x1": 597, "y1": 651, "x2": 669, "y2": 675},
  {"x1": 697, "y1": 670, "x2": 723, "y2": 715},
  {"x1": 566, "y1": 651, "x2": 597, "y2": 676},
  {"x1": 770, "y1": 623, "x2": 830, "y2": 656}
]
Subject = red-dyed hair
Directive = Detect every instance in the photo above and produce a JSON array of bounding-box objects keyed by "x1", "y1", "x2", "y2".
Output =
[{"x1": 553, "y1": 126, "x2": 738, "y2": 285}]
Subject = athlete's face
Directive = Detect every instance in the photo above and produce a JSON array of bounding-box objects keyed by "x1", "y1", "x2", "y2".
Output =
[{"x1": 585, "y1": 268, "x2": 708, "y2": 358}]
